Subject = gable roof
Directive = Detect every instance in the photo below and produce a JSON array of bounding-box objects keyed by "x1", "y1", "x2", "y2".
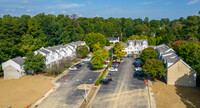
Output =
[
  {"x1": 156, "y1": 44, "x2": 196, "y2": 73},
  {"x1": 39, "y1": 49, "x2": 50, "y2": 54},
  {"x1": 11, "y1": 57, "x2": 24, "y2": 66},
  {"x1": 107, "y1": 37, "x2": 119, "y2": 40},
  {"x1": 127, "y1": 39, "x2": 147, "y2": 45}
]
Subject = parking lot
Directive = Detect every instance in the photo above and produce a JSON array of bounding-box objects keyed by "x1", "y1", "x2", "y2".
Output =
[
  {"x1": 92, "y1": 57, "x2": 149, "y2": 108},
  {"x1": 38, "y1": 61, "x2": 101, "y2": 108}
]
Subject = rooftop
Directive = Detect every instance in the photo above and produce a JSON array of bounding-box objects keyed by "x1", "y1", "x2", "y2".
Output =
[{"x1": 12, "y1": 57, "x2": 24, "y2": 66}]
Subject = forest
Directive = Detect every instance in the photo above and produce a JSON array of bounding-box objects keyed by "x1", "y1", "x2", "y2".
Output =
[{"x1": 0, "y1": 12, "x2": 200, "y2": 76}]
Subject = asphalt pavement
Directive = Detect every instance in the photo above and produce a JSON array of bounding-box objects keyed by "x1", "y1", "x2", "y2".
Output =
[
  {"x1": 37, "y1": 61, "x2": 101, "y2": 108},
  {"x1": 92, "y1": 57, "x2": 149, "y2": 108}
]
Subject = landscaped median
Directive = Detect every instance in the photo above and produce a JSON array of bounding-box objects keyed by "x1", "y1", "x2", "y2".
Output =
[{"x1": 95, "y1": 59, "x2": 113, "y2": 86}]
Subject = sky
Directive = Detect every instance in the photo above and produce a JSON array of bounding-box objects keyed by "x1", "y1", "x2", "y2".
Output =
[{"x1": 0, "y1": 0, "x2": 200, "y2": 20}]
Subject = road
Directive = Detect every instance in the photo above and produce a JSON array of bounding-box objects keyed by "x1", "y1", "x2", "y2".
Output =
[
  {"x1": 38, "y1": 61, "x2": 101, "y2": 108},
  {"x1": 92, "y1": 57, "x2": 149, "y2": 108}
]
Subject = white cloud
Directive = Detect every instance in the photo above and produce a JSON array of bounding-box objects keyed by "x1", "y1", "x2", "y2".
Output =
[
  {"x1": 27, "y1": 9, "x2": 32, "y2": 12},
  {"x1": 51, "y1": 11, "x2": 55, "y2": 14},
  {"x1": 22, "y1": 0, "x2": 28, "y2": 4},
  {"x1": 187, "y1": 0, "x2": 199, "y2": 5},
  {"x1": 47, "y1": 3, "x2": 84, "y2": 9},
  {"x1": 141, "y1": 1, "x2": 154, "y2": 5},
  {"x1": 61, "y1": 10, "x2": 66, "y2": 13}
]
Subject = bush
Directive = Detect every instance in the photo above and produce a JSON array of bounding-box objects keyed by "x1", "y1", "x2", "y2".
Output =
[{"x1": 95, "y1": 59, "x2": 113, "y2": 86}]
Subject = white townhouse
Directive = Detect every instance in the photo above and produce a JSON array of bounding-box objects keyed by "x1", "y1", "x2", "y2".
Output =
[
  {"x1": 2, "y1": 57, "x2": 25, "y2": 79},
  {"x1": 155, "y1": 44, "x2": 196, "y2": 87},
  {"x1": 123, "y1": 39, "x2": 148, "y2": 55},
  {"x1": 35, "y1": 41, "x2": 87, "y2": 68},
  {"x1": 107, "y1": 37, "x2": 119, "y2": 43}
]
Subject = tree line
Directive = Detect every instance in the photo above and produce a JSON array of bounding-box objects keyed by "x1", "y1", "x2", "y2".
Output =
[{"x1": 0, "y1": 12, "x2": 200, "y2": 74}]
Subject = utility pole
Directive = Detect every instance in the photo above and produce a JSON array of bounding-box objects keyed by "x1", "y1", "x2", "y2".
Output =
[{"x1": 121, "y1": 33, "x2": 123, "y2": 42}]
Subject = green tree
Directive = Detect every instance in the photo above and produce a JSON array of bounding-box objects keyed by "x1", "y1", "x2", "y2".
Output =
[
  {"x1": 93, "y1": 42, "x2": 102, "y2": 52},
  {"x1": 174, "y1": 41, "x2": 200, "y2": 76},
  {"x1": 114, "y1": 43, "x2": 126, "y2": 59},
  {"x1": 84, "y1": 32, "x2": 107, "y2": 51},
  {"x1": 143, "y1": 59, "x2": 166, "y2": 78},
  {"x1": 24, "y1": 52, "x2": 46, "y2": 73},
  {"x1": 91, "y1": 49, "x2": 108, "y2": 69},
  {"x1": 141, "y1": 48, "x2": 158, "y2": 63},
  {"x1": 76, "y1": 45, "x2": 89, "y2": 58}
]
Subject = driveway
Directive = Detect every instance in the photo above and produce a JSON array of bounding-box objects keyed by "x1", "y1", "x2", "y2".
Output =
[
  {"x1": 38, "y1": 61, "x2": 101, "y2": 108},
  {"x1": 92, "y1": 57, "x2": 149, "y2": 108}
]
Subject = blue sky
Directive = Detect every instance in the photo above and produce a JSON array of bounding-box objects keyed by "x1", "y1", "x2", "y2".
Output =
[{"x1": 0, "y1": 0, "x2": 199, "y2": 20}]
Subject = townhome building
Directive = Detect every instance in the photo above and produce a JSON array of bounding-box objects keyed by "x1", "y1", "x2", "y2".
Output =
[
  {"x1": 107, "y1": 37, "x2": 119, "y2": 43},
  {"x1": 155, "y1": 44, "x2": 197, "y2": 87},
  {"x1": 123, "y1": 39, "x2": 148, "y2": 55},
  {"x1": 2, "y1": 57, "x2": 25, "y2": 79},
  {"x1": 35, "y1": 41, "x2": 87, "y2": 68},
  {"x1": 2, "y1": 41, "x2": 88, "y2": 79}
]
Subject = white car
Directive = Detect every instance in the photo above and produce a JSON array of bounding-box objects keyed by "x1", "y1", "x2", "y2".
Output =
[
  {"x1": 108, "y1": 67, "x2": 118, "y2": 71},
  {"x1": 69, "y1": 66, "x2": 78, "y2": 71},
  {"x1": 105, "y1": 60, "x2": 110, "y2": 63},
  {"x1": 135, "y1": 67, "x2": 142, "y2": 71},
  {"x1": 103, "y1": 64, "x2": 108, "y2": 68},
  {"x1": 83, "y1": 56, "x2": 91, "y2": 61},
  {"x1": 115, "y1": 59, "x2": 120, "y2": 62}
]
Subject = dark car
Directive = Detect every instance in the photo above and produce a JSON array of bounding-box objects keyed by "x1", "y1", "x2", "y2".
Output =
[
  {"x1": 111, "y1": 64, "x2": 119, "y2": 68},
  {"x1": 78, "y1": 62, "x2": 85, "y2": 66},
  {"x1": 75, "y1": 64, "x2": 80, "y2": 69},
  {"x1": 100, "y1": 78, "x2": 113, "y2": 85},
  {"x1": 136, "y1": 64, "x2": 142, "y2": 67},
  {"x1": 112, "y1": 62, "x2": 120, "y2": 65},
  {"x1": 133, "y1": 71, "x2": 144, "y2": 80}
]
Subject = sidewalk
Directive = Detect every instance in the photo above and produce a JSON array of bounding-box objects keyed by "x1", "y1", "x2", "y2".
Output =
[{"x1": 147, "y1": 79, "x2": 156, "y2": 108}]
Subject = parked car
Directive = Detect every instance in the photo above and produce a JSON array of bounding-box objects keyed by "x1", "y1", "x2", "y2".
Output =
[
  {"x1": 135, "y1": 67, "x2": 142, "y2": 71},
  {"x1": 108, "y1": 67, "x2": 118, "y2": 71},
  {"x1": 78, "y1": 62, "x2": 85, "y2": 66},
  {"x1": 83, "y1": 56, "x2": 91, "y2": 61},
  {"x1": 69, "y1": 66, "x2": 78, "y2": 71},
  {"x1": 136, "y1": 59, "x2": 142, "y2": 64},
  {"x1": 112, "y1": 62, "x2": 120, "y2": 65},
  {"x1": 136, "y1": 64, "x2": 142, "y2": 67},
  {"x1": 100, "y1": 78, "x2": 113, "y2": 85},
  {"x1": 115, "y1": 59, "x2": 120, "y2": 63},
  {"x1": 105, "y1": 60, "x2": 110, "y2": 63},
  {"x1": 111, "y1": 64, "x2": 119, "y2": 68},
  {"x1": 75, "y1": 64, "x2": 81, "y2": 69},
  {"x1": 103, "y1": 64, "x2": 108, "y2": 68},
  {"x1": 133, "y1": 71, "x2": 144, "y2": 80}
]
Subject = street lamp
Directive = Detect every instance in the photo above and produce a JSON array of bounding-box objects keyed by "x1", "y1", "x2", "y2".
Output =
[{"x1": 77, "y1": 79, "x2": 92, "y2": 102}]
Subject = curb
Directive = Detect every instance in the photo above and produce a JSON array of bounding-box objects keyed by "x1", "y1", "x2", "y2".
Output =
[{"x1": 147, "y1": 79, "x2": 157, "y2": 108}]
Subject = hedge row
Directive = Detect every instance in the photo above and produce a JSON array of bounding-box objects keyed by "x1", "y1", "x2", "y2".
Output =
[{"x1": 95, "y1": 59, "x2": 113, "y2": 86}]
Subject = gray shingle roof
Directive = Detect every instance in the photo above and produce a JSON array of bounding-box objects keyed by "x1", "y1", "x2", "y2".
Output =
[
  {"x1": 39, "y1": 49, "x2": 50, "y2": 54},
  {"x1": 107, "y1": 37, "x2": 119, "y2": 41},
  {"x1": 156, "y1": 44, "x2": 169, "y2": 53},
  {"x1": 128, "y1": 39, "x2": 147, "y2": 45},
  {"x1": 12, "y1": 57, "x2": 24, "y2": 66}
]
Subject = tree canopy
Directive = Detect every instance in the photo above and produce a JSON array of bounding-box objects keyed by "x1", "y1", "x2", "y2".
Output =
[
  {"x1": 174, "y1": 41, "x2": 200, "y2": 76},
  {"x1": 24, "y1": 53, "x2": 46, "y2": 73},
  {"x1": 142, "y1": 59, "x2": 166, "y2": 78},
  {"x1": 76, "y1": 45, "x2": 89, "y2": 58},
  {"x1": 114, "y1": 43, "x2": 126, "y2": 59},
  {"x1": 91, "y1": 49, "x2": 108, "y2": 69},
  {"x1": 0, "y1": 12, "x2": 200, "y2": 76},
  {"x1": 141, "y1": 48, "x2": 158, "y2": 63},
  {"x1": 84, "y1": 32, "x2": 107, "y2": 51}
]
